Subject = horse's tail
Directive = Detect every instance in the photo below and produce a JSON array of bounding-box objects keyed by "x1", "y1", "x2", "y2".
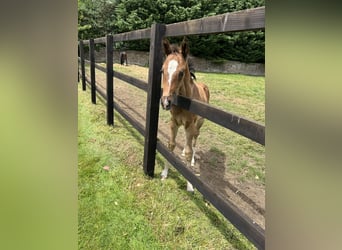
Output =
[{"x1": 202, "y1": 84, "x2": 210, "y2": 103}]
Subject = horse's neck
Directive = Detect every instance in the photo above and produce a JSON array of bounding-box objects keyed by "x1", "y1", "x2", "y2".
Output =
[{"x1": 178, "y1": 72, "x2": 192, "y2": 98}]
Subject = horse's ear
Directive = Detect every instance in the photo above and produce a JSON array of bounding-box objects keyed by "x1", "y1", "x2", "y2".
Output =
[
  {"x1": 180, "y1": 37, "x2": 189, "y2": 59},
  {"x1": 162, "y1": 38, "x2": 172, "y2": 55}
]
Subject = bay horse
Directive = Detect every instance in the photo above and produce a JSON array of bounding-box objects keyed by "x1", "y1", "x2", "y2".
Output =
[{"x1": 160, "y1": 38, "x2": 210, "y2": 192}]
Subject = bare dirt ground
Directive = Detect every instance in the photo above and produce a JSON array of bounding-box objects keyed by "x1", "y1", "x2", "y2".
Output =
[{"x1": 85, "y1": 66, "x2": 265, "y2": 230}]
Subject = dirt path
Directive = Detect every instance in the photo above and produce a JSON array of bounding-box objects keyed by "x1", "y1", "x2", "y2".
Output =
[{"x1": 86, "y1": 67, "x2": 265, "y2": 230}]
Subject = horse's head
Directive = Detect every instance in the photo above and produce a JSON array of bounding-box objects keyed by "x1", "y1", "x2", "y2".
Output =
[{"x1": 160, "y1": 38, "x2": 190, "y2": 110}]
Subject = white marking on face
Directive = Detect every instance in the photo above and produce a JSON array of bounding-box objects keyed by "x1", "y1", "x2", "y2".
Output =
[{"x1": 167, "y1": 59, "x2": 178, "y2": 88}]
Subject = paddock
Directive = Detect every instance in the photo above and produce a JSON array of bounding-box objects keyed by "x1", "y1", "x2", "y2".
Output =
[{"x1": 79, "y1": 6, "x2": 265, "y2": 249}]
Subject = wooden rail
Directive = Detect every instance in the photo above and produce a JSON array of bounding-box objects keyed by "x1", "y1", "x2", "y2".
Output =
[
  {"x1": 165, "y1": 6, "x2": 265, "y2": 37},
  {"x1": 78, "y1": 6, "x2": 265, "y2": 249},
  {"x1": 173, "y1": 95, "x2": 265, "y2": 145}
]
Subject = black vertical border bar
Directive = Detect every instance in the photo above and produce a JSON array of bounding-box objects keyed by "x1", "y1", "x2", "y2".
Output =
[
  {"x1": 143, "y1": 23, "x2": 166, "y2": 177},
  {"x1": 89, "y1": 39, "x2": 96, "y2": 104},
  {"x1": 79, "y1": 40, "x2": 86, "y2": 90},
  {"x1": 106, "y1": 35, "x2": 114, "y2": 126}
]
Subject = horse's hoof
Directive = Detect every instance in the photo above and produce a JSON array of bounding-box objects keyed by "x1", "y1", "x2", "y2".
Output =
[
  {"x1": 161, "y1": 173, "x2": 168, "y2": 180},
  {"x1": 187, "y1": 182, "x2": 194, "y2": 192},
  {"x1": 161, "y1": 173, "x2": 167, "y2": 180},
  {"x1": 161, "y1": 168, "x2": 169, "y2": 180}
]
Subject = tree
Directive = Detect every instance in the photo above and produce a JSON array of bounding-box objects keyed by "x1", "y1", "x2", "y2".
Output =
[
  {"x1": 78, "y1": 0, "x2": 265, "y2": 63},
  {"x1": 78, "y1": 0, "x2": 117, "y2": 40}
]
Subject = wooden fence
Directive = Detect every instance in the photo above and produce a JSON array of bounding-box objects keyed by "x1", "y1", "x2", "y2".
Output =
[{"x1": 78, "y1": 6, "x2": 265, "y2": 249}]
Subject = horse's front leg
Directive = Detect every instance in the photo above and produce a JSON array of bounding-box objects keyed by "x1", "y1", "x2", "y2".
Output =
[
  {"x1": 184, "y1": 122, "x2": 195, "y2": 163},
  {"x1": 183, "y1": 122, "x2": 197, "y2": 192},
  {"x1": 162, "y1": 118, "x2": 179, "y2": 180},
  {"x1": 168, "y1": 118, "x2": 179, "y2": 152},
  {"x1": 184, "y1": 117, "x2": 203, "y2": 166}
]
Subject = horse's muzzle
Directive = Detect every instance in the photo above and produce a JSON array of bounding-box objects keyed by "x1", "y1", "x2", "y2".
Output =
[{"x1": 161, "y1": 96, "x2": 172, "y2": 110}]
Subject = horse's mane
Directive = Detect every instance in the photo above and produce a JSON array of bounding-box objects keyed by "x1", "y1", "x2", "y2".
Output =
[{"x1": 188, "y1": 58, "x2": 196, "y2": 80}]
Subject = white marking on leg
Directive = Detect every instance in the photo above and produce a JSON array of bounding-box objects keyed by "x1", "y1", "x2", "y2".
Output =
[
  {"x1": 191, "y1": 147, "x2": 196, "y2": 167},
  {"x1": 187, "y1": 181, "x2": 194, "y2": 192},
  {"x1": 181, "y1": 141, "x2": 187, "y2": 157},
  {"x1": 163, "y1": 98, "x2": 170, "y2": 108},
  {"x1": 161, "y1": 162, "x2": 170, "y2": 180}
]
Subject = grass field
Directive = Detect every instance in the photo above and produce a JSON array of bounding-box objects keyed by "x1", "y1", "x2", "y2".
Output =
[
  {"x1": 78, "y1": 83, "x2": 256, "y2": 249},
  {"x1": 112, "y1": 64, "x2": 265, "y2": 184},
  {"x1": 113, "y1": 64, "x2": 265, "y2": 123}
]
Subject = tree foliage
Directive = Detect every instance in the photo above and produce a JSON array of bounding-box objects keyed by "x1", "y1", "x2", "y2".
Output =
[
  {"x1": 78, "y1": 0, "x2": 117, "y2": 40},
  {"x1": 78, "y1": 0, "x2": 265, "y2": 63}
]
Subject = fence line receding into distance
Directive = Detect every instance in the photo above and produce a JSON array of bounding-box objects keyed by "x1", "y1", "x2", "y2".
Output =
[{"x1": 78, "y1": 6, "x2": 265, "y2": 249}]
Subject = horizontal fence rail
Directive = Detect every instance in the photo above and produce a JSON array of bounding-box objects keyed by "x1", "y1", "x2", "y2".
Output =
[
  {"x1": 87, "y1": 6, "x2": 264, "y2": 43},
  {"x1": 78, "y1": 6, "x2": 265, "y2": 250},
  {"x1": 165, "y1": 6, "x2": 265, "y2": 37},
  {"x1": 82, "y1": 62, "x2": 264, "y2": 144},
  {"x1": 93, "y1": 63, "x2": 148, "y2": 92},
  {"x1": 81, "y1": 72, "x2": 146, "y2": 136},
  {"x1": 92, "y1": 28, "x2": 152, "y2": 44},
  {"x1": 80, "y1": 70, "x2": 265, "y2": 249},
  {"x1": 156, "y1": 141, "x2": 265, "y2": 249},
  {"x1": 114, "y1": 71, "x2": 148, "y2": 92},
  {"x1": 173, "y1": 95, "x2": 265, "y2": 145}
]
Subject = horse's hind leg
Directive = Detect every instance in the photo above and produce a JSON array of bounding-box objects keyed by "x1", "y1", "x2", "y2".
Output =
[{"x1": 191, "y1": 138, "x2": 197, "y2": 167}]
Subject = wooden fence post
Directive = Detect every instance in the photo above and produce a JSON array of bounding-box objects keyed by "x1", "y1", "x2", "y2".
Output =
[
  {"x1": 106, "y1": 35, "x2": 114, "y2": 126},
  {"x1": 89, "y1": 38, "x2": 96, "y2": 104},
  {"x1": 78, "y1": 44, "x2": 80, "y2": 82},
  {"x1": 79, "y1": 40, "x2": 86, "y2": 91},
  {"x1": 143, "y1": 23, "x2": 166, "y2": 177}
]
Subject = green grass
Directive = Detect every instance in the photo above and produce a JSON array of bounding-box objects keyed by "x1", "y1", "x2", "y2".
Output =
[
  {"x1": 195, "y1": 72, "x2": 265, "y2": 184},
  {"x1": 110, "y1": 64, "x2": 265, "y2": 185},
  {"x1": 196, "y1": 72, "x2": 265, "y2": 123},
  {"x1": 78, "y1": 84, "x2": 255, "y2": 249},
  {"x1": 111, "y1": 63, "x2": 264, "y2": 123}
]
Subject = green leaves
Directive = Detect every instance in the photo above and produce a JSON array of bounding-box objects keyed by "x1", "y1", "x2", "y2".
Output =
[{"x1": 78, "y1": 0, "x2": 265, "y2": 63}]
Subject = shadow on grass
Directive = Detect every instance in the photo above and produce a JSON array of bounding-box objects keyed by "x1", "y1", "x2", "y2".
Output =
[
  {"x1": 168, "y1": 153, "x2": 252, "y2": 250},
  {"x1": 112, "y1": 109, "x2": 251, "y2": 249}
]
